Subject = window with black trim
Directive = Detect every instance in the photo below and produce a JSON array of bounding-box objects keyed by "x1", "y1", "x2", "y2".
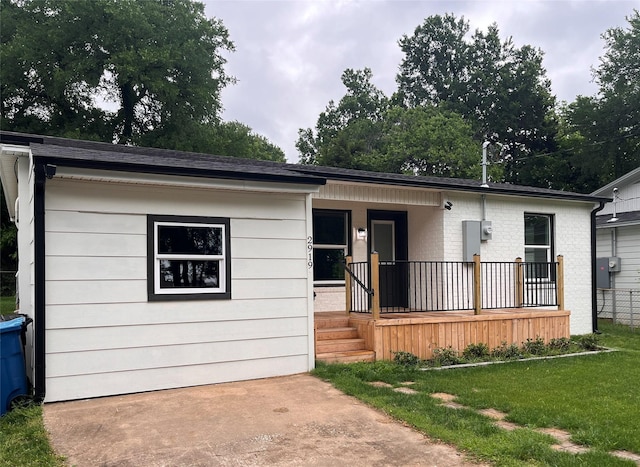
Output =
[
  {"x1": 524, "y1": 213, "x2": 554, "y2": 280},
  {"x1": 312, "y1": 210, "x2": 350, "y2": 284},
  {"x1": 148, "y1": 215, "x2": 231, "y2": 300}
]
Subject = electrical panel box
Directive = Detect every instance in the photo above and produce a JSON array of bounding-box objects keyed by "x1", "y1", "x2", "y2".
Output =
[
  {"x1": 608, "y1": 256, "x2": 621, "y2": 272},
  {"x1": 481, "y1": 220, "x2": 493, "y2": 241},
  {"x1": 596, "y1": 257, "x2": 610, "y2": 288},
  {"x1": 462, "y1": 221, "x2": 481, "y2": 262}
]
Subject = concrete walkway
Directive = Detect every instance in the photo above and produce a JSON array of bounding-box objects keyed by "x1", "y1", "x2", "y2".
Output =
[{"x1": 44, "y1": 374, "x2": 483, "y2": 466}]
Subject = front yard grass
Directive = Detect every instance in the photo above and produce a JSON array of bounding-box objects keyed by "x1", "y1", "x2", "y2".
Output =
[{"x1": 313, "y1": 321, "x2": 639, "y2": 466}]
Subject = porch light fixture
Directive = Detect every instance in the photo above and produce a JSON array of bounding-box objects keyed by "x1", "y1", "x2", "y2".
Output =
[{"x1": 356, "y1": 227, "x2": 367, "y2": 240}]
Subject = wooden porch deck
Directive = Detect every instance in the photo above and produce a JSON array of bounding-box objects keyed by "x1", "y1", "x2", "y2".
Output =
[{"x1": 315, "y1": 308, "x2": 571, "y2": 362}]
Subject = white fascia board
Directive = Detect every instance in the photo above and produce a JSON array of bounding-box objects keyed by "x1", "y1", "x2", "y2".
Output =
[
  {"x1": 53, "y1": 166, "x2": 321, "y2": 194},
  {"x1": 0, "y1": 145, "x2": 31, "y2": 220},
  {"x1": 591, "y1": 167, "x2": 640, "y2": 196}
]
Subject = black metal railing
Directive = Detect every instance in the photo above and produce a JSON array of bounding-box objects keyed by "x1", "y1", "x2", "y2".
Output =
[
  {"x1": 519, "y1": 261, "x2": 559, "y2": 307},
  {"x1": 379, "y1": 261, "x2": 475, "y2": 313},
  {"x1": 344, "y1": 261, "x2": 374, "y2": 312},
  {"x1": 345, "y1": 258, "x2": 559, "y2": 314}
]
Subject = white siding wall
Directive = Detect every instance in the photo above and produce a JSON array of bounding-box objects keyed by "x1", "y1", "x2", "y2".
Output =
[
  {"x1": 596, "y1": 225, "x2": 640, "y2": 290},
  {"x1": 443, "y1": 192, "x2": 594, "y2": 334},
  {"x1": 43, "y1": 177, "x2": 313, "y2": 402},
  {"x1": 598, "y1": 180, "x2": 640, "y2": 215}
]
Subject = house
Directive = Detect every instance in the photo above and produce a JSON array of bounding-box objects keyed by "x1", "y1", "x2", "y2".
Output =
[
  {"x1": 0, "y1": 131, "x2": 609, "y2": 403},
  {"x1": 592, "y1": 167, "x2": 640, "y2": 324}
]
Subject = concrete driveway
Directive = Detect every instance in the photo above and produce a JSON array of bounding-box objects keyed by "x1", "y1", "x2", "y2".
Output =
[{"x1": 44, "y1": 374, "x2": 482, "y2": 466}]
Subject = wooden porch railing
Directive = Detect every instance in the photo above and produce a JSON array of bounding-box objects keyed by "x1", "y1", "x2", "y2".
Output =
[{"x1": 345, "y1": 254, "x2": 565, "y2": 316}]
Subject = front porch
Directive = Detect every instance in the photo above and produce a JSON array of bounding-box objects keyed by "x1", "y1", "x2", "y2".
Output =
[
  {"x1": 315, "y1": 254, "x2": 570, "y2": 363},
  {"x1": 315, "y1": 308, "x2": 571, "y2": 363}
]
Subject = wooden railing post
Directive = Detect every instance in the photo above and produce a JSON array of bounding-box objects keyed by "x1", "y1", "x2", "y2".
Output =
[
  {"x1": 515, "y1": 257, "x2": 523, "y2": 308},
  {"x1": 557, "y1": 255, "x2": 564, "y2": 310},
  {"x1": 473, "y1": 254, "x2": 481, "y2": 315},
  {"x1": 371, "y1": 252, "x2": 380, "y2": 320},
  {"x1": 344, "y1": 256, "x2": 352, "y2": 316}
]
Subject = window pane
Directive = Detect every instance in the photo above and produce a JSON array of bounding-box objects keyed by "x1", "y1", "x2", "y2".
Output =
[
  {"x1": 313, "y1": 212, "x2": 346, "y2": 245},
  {"x1": 525, "y1": 248, "x2": 549, "y2": 263},
  {"x1": 159, "y1": 260, "x2": 220, "y2": 289},
  {"x1": 158, "y1": 225, "x2": 222, "y2": 255},
  {"x1": 524, "y1": 215, "x2": 549, "y2": 246},
  {"x1": 313, "y1": 249, "x2": 345, "y2": 281}
]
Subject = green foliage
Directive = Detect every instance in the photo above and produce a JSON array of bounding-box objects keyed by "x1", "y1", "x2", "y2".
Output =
[
  {"x1": 558, "y1": 10, "x2": 640, "y2": 192},
  {"x1": 396, "y1": 14, "x2": 559, "y2": 188},
  {"x1": 0, "y1": 181, "x2": 17, "y2": 296},
  {"x1": 490, "y1": 342, "x2": 523, "y2": 360},
  {"x1": 522, "y1": 337, "x2": 547, "y2": 356},
  {"x1": 432, "y1": 346, "x2": 462, "y2": 366},
  {"x1": 548, "y1": 337, "x2": 572, "y2": 352},
  {"x1": 392, "y1": 351, "x2": 420, "y2": 367},
  {"x1": 462, "y1": 342, "x2": 490, "y2": 360},
  {"x1": 573, "y1": 333, "x2": 601, "y2": 351}
]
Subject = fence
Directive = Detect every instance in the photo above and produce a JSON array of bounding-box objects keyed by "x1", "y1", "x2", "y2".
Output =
[
  {"x1": 597, "y1": 288, "x2": 639, "y2": 329},
  {"x1": 345, "y1": 254, "x2": 562, "y2": 316}
]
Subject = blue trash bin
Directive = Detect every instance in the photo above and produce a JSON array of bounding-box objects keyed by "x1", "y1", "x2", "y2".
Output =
[{"x1": 0, "y1": 316, "x2": 28, "y2": 416}]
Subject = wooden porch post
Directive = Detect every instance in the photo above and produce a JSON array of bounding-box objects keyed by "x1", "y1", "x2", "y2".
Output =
[
  {"x1": 473, "y1": 254, "x2": 481, "y2": 315},
  {"x1": 371, "y1": 252, "x2": 381, "y2": 320},
  {"x1": 515, "y1": 257, "x2": 523, "y2": 308},
  {"x1": 345, "y1": 256, "x2": 352, "y2": 316},
  {"x1": 557, "y1": 255, "x2": 565, "y2": 310}
]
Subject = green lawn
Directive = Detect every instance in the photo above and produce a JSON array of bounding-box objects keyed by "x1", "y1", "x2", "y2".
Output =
[
  {"x1": 0, "y1": 296, "x2": 17, "y2": 315},
  {"x1": 313, "y1": 321, "x2": 640, "y2": 466}
]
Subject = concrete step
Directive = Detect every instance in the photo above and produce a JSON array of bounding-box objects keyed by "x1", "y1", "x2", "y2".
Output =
[
  {"x1": 316, "y1": 350, "x2": 376, "y2": 364},
  {"x1": 316, "y1": 338, "x2": 365, "y2": 353},
  {"x1": 316, "y1": 327, "x2": 359, "y2": 340}
]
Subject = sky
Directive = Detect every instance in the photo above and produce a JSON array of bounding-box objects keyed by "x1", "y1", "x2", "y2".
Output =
[{"x1": 202, "y1": 0, "x2": 637, "y2": 162}]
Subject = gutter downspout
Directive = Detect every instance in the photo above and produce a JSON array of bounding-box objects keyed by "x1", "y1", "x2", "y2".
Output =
[
  {"x1": 33, "y1": 162, "x2": 55, "y2": 403},
  {"x1": 591, "y1": 201, "x2": 606, "y2": 333}
]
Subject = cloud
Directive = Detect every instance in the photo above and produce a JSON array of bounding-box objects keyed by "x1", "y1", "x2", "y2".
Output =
[{"x1": 204, "y1": 0, "x2": 635, "y2": 161}]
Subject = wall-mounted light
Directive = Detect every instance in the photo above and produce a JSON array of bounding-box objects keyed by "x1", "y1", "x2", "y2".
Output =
[
  {"x1": 444, "y1": 201, "x2": 453, "y2": 211},
  {"x1": 356, "y1": 227, "x2": 368, "y2": 240}
]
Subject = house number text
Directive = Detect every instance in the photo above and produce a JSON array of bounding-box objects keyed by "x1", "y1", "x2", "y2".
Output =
[{"x1": 307, "y1": 236, "x2": 313, "y2": 269}]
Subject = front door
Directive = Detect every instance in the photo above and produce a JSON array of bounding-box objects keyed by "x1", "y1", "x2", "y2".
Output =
[{"x1": 369, "y1": 210, "x2": 408, "y2": 308}]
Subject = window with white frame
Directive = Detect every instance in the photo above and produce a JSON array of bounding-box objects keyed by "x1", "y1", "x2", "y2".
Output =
[
  {"x1": 148, "y1": 215, "x2": 231, "y2": 300},
  {"x1": 524, "y1": 213, "x2": 554, "y2": 280},
  {"x1": 312, "y1": 210, "x2": 350, "y2": 284}
]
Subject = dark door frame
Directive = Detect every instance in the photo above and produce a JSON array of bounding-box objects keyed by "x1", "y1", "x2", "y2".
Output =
[{"x1": 367, "y1": 210, "x2": 408, "y2": 308}]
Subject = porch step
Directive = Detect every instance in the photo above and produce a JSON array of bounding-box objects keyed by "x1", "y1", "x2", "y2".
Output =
[
  {"x1": 315, "y1": 315, "x2": 350, "y2": 329},
  {"x1": 316, "y1": 338, "x2": 366, "y2": 353},
  {"x1": 316, "y1": 326, "x2": 360, "y2": 340},
  {"x1": 316, "y1": 350, "x2": 376, "y2": 364},
  {"x1": 315, "y1": 312, "x2": 376, "y2": 364}
]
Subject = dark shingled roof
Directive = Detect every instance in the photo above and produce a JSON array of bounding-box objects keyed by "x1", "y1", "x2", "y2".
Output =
[
  {"x1": 0, "y1": 130, "x2": 611, "y2": 203},
  {"x1": 596, "y1": 211, "x2": 640, "y2": 226}
]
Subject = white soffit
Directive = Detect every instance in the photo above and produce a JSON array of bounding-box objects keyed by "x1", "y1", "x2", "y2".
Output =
[{"x1": 315, "y1": 181, "x2": 441, "y2": 206}]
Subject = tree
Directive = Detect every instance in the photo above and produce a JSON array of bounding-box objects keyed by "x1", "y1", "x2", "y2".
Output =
[
  {"x1": 560, "y1": 10, "x2": 640, "y2": 192},
  {"x1": 296, "y1": 68, "x2": 388, "y2": 167},
  {"x1": 396, "y1": 14, "x2": 559, "y2": 186},
  {"x1": 297, "y1": 68, "x2": 491, "y2": 179},
  {"x1": 1, "y1": 0, "x2": 234, "y2": 147}
]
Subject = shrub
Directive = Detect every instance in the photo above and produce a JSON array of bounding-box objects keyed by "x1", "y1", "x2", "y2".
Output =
[
  {"x1": 491, "y1": 342, "x2": 523, "y2": 360},
  {"x1": 574, "y1": 333, "x2": 601, "y2": 351},
  {"x1": 393, "y1": 351, "x2": 420, "y2": 367},
  {"x1": 462, "y1": 342, "x2": 490, "y2": 360},
  {"x1": 522, "y1": 337, "x2": 546, "y2": 355},
  {"x1": 548, "y1": 337, "x2": 571, "y2": 351},
  {"x1": 432, "y1": 346, "x2": 461, "y2": 366}
]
